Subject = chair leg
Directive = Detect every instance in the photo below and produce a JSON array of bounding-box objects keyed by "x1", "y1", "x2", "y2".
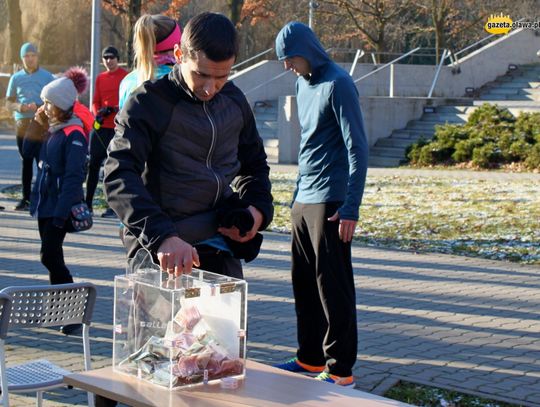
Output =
[
  {"x1": 87, "y1": 391, "x2": 95, "y2": 407},
  {"x1": 36, "y1": 391, "x2": 43, "y2": 407}
]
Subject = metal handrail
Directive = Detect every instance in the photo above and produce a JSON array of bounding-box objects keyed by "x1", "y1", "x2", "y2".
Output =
[
  {"x1": 232, "y1": 48, "x2": 274, "y2": 71},
  {"x1": 452, "y1": 17, "x2": 526, "y2": 61},
  {"x1": 244, "y1": 70, "x2": 291, "y2": 96},
  {"x1": 427, "y1": 49, "x2": 448, "y2": 98},
  {"x1": 349, "y1": 49, "x2": 365, "y2": 76},
  {"x1": 353, "y1": 47, "x2": 421, "y2": 84}
]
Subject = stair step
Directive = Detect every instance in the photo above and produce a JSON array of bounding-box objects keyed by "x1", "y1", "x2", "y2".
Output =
[
  {"x1": 368, "y1": 155, "x2": 404, "y2": 168},
  {"x1": 420, "y1": 113, "x2": 468, "y2": 123},
  {"x1": 258, "y1": 127, "x2": 278, "y2": 138},
  {"x1": 480, "y1": 94, "x2": 535, "y2": 101},
  {"x1": 370, "y1": 146, "x2": 407, "y2": 158},
  {"x1": 376, "y1": 138, "x2": 418, "y2": 149},
  {"x1": 486, "y1": 88, "x2": 521, "y2": 95},
  {"x1": 520, "y1": 88, "x2": 540, "y2": 95},
  {"x1": 392, "y1": 129, "x2": 436, "y2": 139},
  {"x1": 256, "y1": 120, "x2": 278, "y2": 130},
  {"x1": 478, "y1": 94, "x2": 513, "y2": 100},
  {"x1": 254, "y1": 111, "x2": 278, "y2": 122},
  {"x1": 407, "y1": 121, "x2": 440, "y2": 131},
  {"x1": 435, "y1": 105, "x2": 473, "y2": 114},
  {"x1": 491, "y1": 81, "x2": 540, "y2": 88}
]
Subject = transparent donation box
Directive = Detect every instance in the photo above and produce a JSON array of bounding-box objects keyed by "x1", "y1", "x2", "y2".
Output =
[{"x1": 113, "y1": 250, "x2": 247, "y2": 389}]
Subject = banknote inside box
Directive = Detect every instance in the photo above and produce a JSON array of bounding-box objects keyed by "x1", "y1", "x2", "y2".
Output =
[{"x1": 113, "y1": 250, "x2": 247, "y2": 389}]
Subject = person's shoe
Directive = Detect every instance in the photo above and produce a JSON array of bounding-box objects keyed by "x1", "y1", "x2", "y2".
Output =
[
  {"x1": 101, "y1": 208, "x2": 116, "y2": 218},
  {"x1": 273, "y1": 357, "x2": 325, "y2": 373},
  {"x1": 60, "y1": 323, "x2": 83, "y2": 336},
  {"x1": 14, "y1": 199, "x2": 30, "y2": 211},
  {"x1": 315, "y1": 372, "x2": 355, "y2": 387}
]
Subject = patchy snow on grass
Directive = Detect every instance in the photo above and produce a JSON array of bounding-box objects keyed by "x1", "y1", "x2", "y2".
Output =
[{"x1": 269, "y1": 172, "x2": 540, "y2": 265}]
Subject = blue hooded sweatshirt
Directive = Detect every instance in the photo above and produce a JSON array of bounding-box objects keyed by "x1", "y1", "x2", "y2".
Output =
[{"x1": 275, "y1": 22, "x2": 368, "y2": 220}]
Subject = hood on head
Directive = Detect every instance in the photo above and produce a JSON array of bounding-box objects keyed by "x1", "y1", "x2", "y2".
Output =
[{"x1": 275, "y1": 22, "x2": 330, "y2": 74}]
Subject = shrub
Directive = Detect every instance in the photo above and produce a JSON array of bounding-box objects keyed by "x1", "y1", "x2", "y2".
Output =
[
  {"x1": 525, "y1": 144, "x2": 540, "y2": 170},
  {"x1": 472, "y1": 143, "x2": 502, "y2": 168},
  {"x1": 407, "y1": 103, "x2": 540, "y2": 170},
  {"x1": 452, "y1": 138, "x2": 480, "y2": 162},
  {"x1": 406, "y1": 138, "x2": 429, "y2": 164},
  {"x1": 514, "y1": 112, "x2": 540, "y2": 144},
  {"x1": 468, "y1": 103, "x2": 515, "y2": 126}
]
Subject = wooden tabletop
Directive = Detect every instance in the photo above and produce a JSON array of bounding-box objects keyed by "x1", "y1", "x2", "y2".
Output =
[{"x1": 64, "y1": 360, "x2": 408, "y2": 407}]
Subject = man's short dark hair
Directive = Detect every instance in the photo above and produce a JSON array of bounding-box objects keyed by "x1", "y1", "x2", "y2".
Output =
[{"x1": 181, "y1": 12, "x2": 238, "y2": 62}]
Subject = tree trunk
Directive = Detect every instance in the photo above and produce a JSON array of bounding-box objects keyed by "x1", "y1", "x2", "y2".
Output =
[
  {"x1": 229, "y1": 0, "x2": 244, "y2": 26},
  {"x1": 126, "y1": 0, "x2": 142, "y2": 68},
  {"x1": 6, "y1": 0, "x2": 22, "y2": 66}
]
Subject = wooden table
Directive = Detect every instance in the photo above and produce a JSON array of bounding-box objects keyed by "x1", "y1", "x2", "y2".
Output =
[{"x1": 64, "y1": 360, "x2": 408, "y2": 406}]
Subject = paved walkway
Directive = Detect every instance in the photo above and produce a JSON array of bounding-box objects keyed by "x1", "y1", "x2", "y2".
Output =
[{"x1": 1, "y1": 130, "x2": 540, "y2": 406}]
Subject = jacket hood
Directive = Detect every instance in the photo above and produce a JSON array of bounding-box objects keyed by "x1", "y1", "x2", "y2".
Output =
[
  {"x1": 275, "y1": 22, "x2": 330, "y2": 76},
  {"x1": 48, "y1": 116, "x2": 83, "y2": 134}
]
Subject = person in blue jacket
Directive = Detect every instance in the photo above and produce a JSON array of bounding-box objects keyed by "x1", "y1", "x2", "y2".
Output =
[
  {"x1": 273, "y1": 22, "x2": 369, "y2": 387},
  {"x1": 30, "y1": 75, "x2": 89, "y2": 335},
  {"x1": 5, "y1": 42, "x2": 54, "y2": 211}
]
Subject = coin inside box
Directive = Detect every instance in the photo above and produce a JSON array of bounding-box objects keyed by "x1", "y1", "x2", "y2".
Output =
[{"x1": 113, "y1": 264, "x2": 247, "y2": 389}]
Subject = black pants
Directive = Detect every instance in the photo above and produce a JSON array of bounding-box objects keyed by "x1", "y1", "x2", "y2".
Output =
[
  {"x1": 85, "y1": 128, "x2": 115, "y2": 209},
  {"x1": 38, "y1": 218, "x2": 74, "y2": 285},
  {"x1": 291, "y1": 202, "x2": 357, "y2": 377},
  {"x1": 16, "y1": 118, "x2": 40, "y2": 201}
]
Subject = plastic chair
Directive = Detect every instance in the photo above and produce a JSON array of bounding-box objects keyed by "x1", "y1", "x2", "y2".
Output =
[{"x1": 0, "y1": 283, "x2": 97, "y2": 407}]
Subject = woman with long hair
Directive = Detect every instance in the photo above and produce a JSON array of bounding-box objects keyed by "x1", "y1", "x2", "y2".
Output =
[{"x1": 119, "y1": 14, "x2": 182, "y2": 108}]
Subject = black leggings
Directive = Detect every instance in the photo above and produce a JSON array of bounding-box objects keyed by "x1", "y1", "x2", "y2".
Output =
[
  {"x1": 38, "y1": 218, "x2": 74, "y2": 285},
  {"x1": 85, "y1": 128, "x2": 115, "y2": 208}
]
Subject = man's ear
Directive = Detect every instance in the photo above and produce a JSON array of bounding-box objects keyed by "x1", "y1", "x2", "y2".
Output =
[{"x1": 173, "y1": 44, "x2": 182, "y2": 64}]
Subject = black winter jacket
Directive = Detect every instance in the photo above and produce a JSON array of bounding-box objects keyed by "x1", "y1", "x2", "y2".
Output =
[{"x1": 104, "y1": 65, "x2": 273, "y2": 255}]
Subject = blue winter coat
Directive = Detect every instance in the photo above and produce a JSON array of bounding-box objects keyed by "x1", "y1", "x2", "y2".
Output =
[{"x1": 30, "y1": 119, "x2": 88, "y2": 226}]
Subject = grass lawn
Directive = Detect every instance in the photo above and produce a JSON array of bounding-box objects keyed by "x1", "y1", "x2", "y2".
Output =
[
  {"x1": 385, "y1": 380, "x2": 519, "y2": 407},
  {"x1": 271, "y1": 172, "x2": 540, "y2": 265},
  {"x1": 8, "y1": 170, "x2": 537, "y2": 265}
]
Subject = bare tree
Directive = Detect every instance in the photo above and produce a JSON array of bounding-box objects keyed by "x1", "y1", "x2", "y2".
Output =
[
  {"x1": 317, "y1": 0, "x2": 413, "y2": 62},
  {"x1": 413, "y1": 0, "x2": 489, "y2": 60},
  {"x1": 229, "y1": 0, "x2": 245, "y2": 25},
  {"x1": 6, "y1": 0, "x2": 22, "y2": 65}
]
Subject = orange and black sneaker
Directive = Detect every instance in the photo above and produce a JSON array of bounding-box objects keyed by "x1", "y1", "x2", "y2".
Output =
[
  {"x1": 274, "y1": 357, "x2": 325, "y2": 373},
  {"x1": 315, "y1": 372, "x2": 355, "y2": 387}
]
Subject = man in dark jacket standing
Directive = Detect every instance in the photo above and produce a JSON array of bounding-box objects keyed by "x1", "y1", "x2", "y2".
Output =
[
  {"x1": 273, "y1": 22, "x2": 368, "y2": 387},
  {"x1": 104, "y1": 12, "x2": 273, "y2": 279}
]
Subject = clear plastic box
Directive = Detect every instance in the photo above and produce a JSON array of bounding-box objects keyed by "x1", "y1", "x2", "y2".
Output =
[{"x1": 113, "y1": 250, "x2": 247, "y2": 389}]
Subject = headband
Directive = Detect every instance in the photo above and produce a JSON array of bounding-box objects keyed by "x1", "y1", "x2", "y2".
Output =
[{"x1": 155, "y1": 23, "x2": 182, "y2": 53}]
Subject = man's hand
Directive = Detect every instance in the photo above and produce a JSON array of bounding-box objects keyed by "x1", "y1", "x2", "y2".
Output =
[
  {"x1": 218, "y1": 205, "x2": 263, "y2": 243},
  {"x1": 157, "y1": 236, "x2": 200, "y2": 276},
  {"x1": 327, "y1": 211, "x2": 357, "y2": 243}
]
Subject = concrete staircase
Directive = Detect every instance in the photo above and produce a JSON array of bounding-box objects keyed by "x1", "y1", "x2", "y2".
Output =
[
  {"x1": 368, "y1": 63, "x2": 540, "y2": 167},
  {"x1": 253, "y1": 100, "x2": 279, "y2": 163}
]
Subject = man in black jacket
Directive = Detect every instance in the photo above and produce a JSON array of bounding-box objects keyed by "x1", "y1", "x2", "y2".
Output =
[{"x1": 104, "y1": 12, "x2": 273, "y2": 279}]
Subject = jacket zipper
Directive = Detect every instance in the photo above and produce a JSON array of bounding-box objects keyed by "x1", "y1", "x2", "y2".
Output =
[
  {"x1": 35, "y1": 163, "x2": 45, "y2": 218},
  {"x1": 203, "y1": 102, "x2": 221, "y2": 206}
]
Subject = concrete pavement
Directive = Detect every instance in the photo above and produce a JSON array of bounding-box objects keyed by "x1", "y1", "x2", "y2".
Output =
[{"x1": 1, "y1": 129, "x2": 540, "y2": 406}]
